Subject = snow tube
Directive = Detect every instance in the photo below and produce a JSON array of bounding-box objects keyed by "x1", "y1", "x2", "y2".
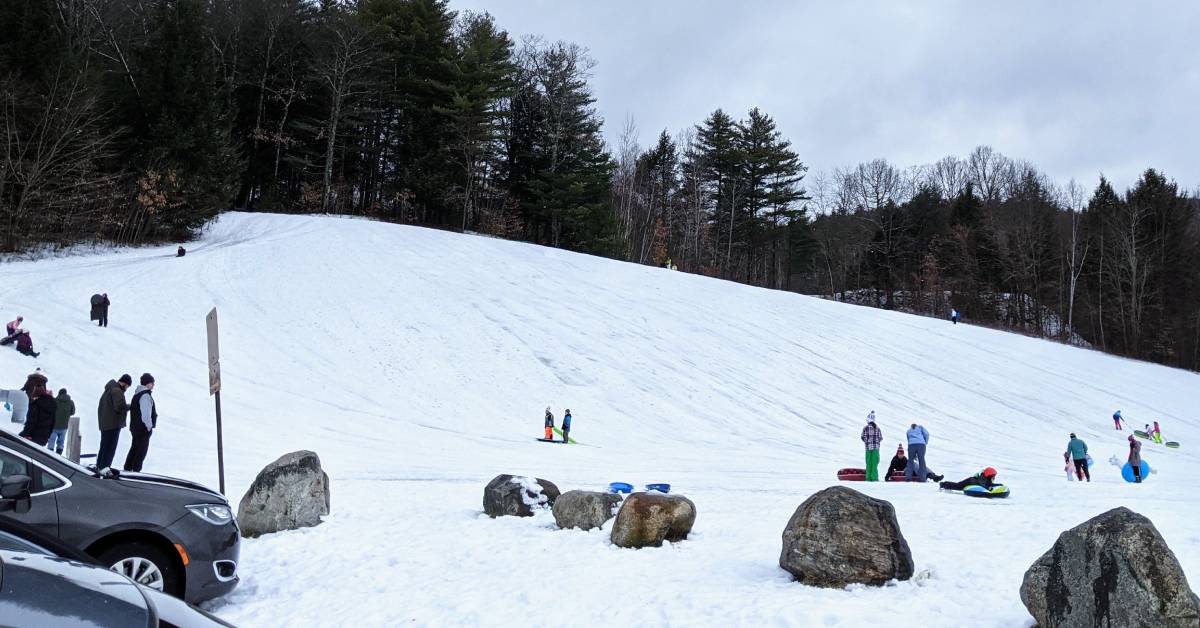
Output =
[
  {"x1": 1165, "y1": 441, "x2": 1180, "y2": 449},
  {"x1": 645, "y1": 483, "x2": 670, "y2": 493},
  {"x1": 1133, "y1": 430, "x2": 1152, "y2": 440},
  {"x1": 1121, "y1": 461, "x2": 1151, "y2": 482},
  {"x1": 963, "y1": 484, "x2": 1010, "y2": 498}
]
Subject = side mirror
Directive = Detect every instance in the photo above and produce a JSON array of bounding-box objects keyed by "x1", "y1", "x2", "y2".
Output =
[{"x1": 0, "y1": 475, "x2": 32, "y2": 514}]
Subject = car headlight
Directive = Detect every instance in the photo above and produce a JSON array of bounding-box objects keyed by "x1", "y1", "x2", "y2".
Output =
[{"x1": 186, "y1": 504, "x2": 233, "y2": 525}]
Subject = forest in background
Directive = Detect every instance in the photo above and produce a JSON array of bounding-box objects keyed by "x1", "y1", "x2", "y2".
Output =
[{"x1": 3, "y1": 0, "x2": 1199, "y2": 370}]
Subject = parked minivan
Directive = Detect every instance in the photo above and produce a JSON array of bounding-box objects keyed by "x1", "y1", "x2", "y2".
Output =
[{"x1": 0, "y1": 429, "x2": 239, "y2": 603}]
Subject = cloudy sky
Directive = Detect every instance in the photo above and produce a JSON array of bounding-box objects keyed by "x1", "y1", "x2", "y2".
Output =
[{"x1": 450, "y1": 0, "x2": 1199, "y2": 192}]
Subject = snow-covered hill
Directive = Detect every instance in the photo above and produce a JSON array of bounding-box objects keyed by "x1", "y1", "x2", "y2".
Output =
[{"x1": 2, "y1": 212, "x2": 1197, "y2": 627}]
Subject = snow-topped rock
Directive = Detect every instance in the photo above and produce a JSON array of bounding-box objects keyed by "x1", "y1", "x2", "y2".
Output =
[{"x1": 483, "y1": 474, "x2": 560, "y2": 518}]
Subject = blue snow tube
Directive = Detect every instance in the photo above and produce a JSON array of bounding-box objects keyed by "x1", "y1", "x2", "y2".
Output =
[
  {"x1": 1122, "y1": 461, "x2": 1151, "y2": 483},
  {"x1": 963, "y1": 484, "x2": 1010, "y2": 498},
  {"x1": 608, "y1": 482, "x2": 633, "y2": 494},
  {"x1": 645, "y1": 483, "x2": 671, "y2": 493}
]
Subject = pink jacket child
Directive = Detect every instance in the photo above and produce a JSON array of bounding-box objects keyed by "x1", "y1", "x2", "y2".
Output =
[{"x1": 5, "y1": 316, "x2": 23, "y2": 337}]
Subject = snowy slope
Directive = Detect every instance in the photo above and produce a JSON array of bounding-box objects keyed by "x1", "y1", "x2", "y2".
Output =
[{"x1": 1, "y1": 212, "x2": 1197, "y2": 627}]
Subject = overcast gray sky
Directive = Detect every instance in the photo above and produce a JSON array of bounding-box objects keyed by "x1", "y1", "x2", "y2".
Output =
[{"x1": 450, "y1": 0, "x2": 1199, "y2": 192}]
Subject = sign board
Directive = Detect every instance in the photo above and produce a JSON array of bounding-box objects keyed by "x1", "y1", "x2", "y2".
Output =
[{"x1": 206, "y1": 307, "x2": 221, "y2": 395}]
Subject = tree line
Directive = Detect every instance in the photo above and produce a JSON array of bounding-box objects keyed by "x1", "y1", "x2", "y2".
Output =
[{"x1": 3, "y1": 1, "x2": 1198, "y2": 371}]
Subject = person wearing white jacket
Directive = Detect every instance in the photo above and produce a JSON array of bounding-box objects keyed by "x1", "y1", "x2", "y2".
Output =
[{"x1": 123, "y1": 373, "x2": 157, "y2": 472}]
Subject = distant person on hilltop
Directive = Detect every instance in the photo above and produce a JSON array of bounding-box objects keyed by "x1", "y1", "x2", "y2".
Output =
[
  {"x1": 860, "y1": 413, "x2": 883, "y2": 481},
  {"x1": 562, "y1": 409, "x2": 573, "y2": 443},
  {"x1": 544, "y1": 406, "x2": 555, "y2": 440},
  {"x1": 90, "y1": 293, "x2": 111, "y2": 327},
  {"x1": 951, "y1": 308, "x2": 961, "y2": 325},
  {"x1": 1112, "y1": 410, "x2": 1123, "y2": 430},
  {"x1": 177, "y1": 245, "x2": 186, "y2": 257}
]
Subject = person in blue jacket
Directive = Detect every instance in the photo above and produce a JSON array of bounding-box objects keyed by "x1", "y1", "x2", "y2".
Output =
[
  {"x1": 561, "y1": 409, "x2": 572, "y2": 443},
  {"x1": 1066, "y1": 433, "x2": 1090, "y2": 482},
  {"x1": 905, "y1": 423, "x2": 931, "y2": 482}
]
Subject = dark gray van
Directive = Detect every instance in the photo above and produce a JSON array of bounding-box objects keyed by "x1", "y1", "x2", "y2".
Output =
[{"x1": 0, "y1": 430, "x2": 239, "y2": 603}]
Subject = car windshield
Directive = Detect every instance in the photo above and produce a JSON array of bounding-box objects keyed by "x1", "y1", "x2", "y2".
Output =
[{"x1": 0, "y1": 429, "x2": 98, "y2": 477}]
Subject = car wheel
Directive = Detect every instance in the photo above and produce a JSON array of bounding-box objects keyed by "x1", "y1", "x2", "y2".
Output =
[{"x1": 98, "y1": 542, "x2": 184, "y2": 597}]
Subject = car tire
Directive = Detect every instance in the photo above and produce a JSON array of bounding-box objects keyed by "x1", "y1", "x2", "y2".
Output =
[{"x1": 98, "y1": 541, "x2": 184, "y2": 598}]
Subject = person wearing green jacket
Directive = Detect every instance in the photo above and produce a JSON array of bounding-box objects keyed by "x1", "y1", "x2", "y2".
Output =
[
  {"x1": 1067, "y1": 433, "x2": 1089, "y2": 482},
  {"x1": 48, "y1": 388, "x2": 75, "y2": 455}
]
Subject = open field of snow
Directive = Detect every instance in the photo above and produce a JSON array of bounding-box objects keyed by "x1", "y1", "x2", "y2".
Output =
[{"x1": 2, "y1": 212, "x2": 1198, "y2": 627}]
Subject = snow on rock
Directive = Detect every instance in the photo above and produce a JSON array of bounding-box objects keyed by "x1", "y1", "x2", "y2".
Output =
[
  {"x1": 482, "y1": 474, "x2": 559, "y2": 517},
  {"x1": 780, "y1": 486, "x2": 914, "y2": 588},
  {"x1": 1020, "y1": 507, "x2": 1200, "y2": 627},
  {"x1": 1, "y1": 212, "x2": 1198, "y2": 627}
]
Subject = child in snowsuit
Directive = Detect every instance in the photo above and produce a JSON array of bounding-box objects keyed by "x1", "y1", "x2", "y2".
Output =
[
  {"x1": 562, "y1": 409, "x2": 572, "y2": 443},
  {"x1": 1112, "y1": 410, "x2": 1123, "y2": 430},
  {"x1": 1128, "y1": 435, "x2": 1143, "y2": 483},
  {"x1": 1152, "y1": 421, "x2": 1163, "y2": 444},
  {"x1": 1063, "y1": 452, "x2": 1075, "y2": 481},
  {"x1": 544, "y1": 407, "x2": 554, "y2": 440},
  {"x1": 939, "y1": 467, "x2": 997, "y2": 491},
  {"x1": 1066, "y1": 433, "x2": 1090, "y2": 482},
  {"x1": 2, "y1": 316, "x2": 23, "y2": 343},
  {"x1": 861, "y1": 415, "x2": 883, "y2": 481}
]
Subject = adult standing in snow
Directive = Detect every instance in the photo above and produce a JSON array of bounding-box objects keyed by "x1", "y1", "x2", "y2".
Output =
[
  {"x1": 1128, "y1": 435, "x2": 1143, "y2": 483},
  {"x1": 1066, "y1": 433, "x2": 1090, "y2": 482},
  {"x1": 49, "y1": 388, "x2": 74, "y2": 455},
  {"x1": 96, "y1": 374, "x2": 131, "y2": 470},
  {"x1": 19, "y1": 381, "x2": 57, "y2": 446},
  {"x1": 861, "y1": 415, "x2": 883, "y2": 481},
  {"x1": 97, "y1": 293, "x2": 110, "y2": 327},
  {"x1": 951, "y1": 309, "x2": 960, "y2": 325},
  {"x1": 123, "y1": 373, "x2": 157, "y2": 472},
  {"x1": 562, "y1": 409, "x2": 573, "y2": 443},
  {"x1": 905, "y1": 423, "x2": 931, "y2": 482},
  {"x1": 1112, "y1": 410, "x2": 1123, "y2": 430},
  {"x1": 544, "y1": 406, "x2": 554, "y2": 440}
]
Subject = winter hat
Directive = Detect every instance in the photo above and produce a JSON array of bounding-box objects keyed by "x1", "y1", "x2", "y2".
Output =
[
  {"x1": 58, "y1": 388, "x2": 67, "y2": 396},
  {"x1": 140, "y1": 373, "x2": 155, "y2": 385},
  {"x1": 119, "y1": 374, "x2": 133, "y2": 386},
  {"x1": 1069, "y1": 433, "x2": 1076, "y2": 438},
  {"x1": 867, "y1": 416, "x2": 875, "y2": 424},
  {"x1": 896, "y1": 444, "x2": 905, "y2": 455}
]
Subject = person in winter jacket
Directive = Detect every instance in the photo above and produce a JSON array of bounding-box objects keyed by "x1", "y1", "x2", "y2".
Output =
[
  {"x1": 861, "y1": 415, "x2": 883, "y2": 481},
  {"x1": 951, "y1": 309, "x2": 960, "y2": 324},
  {"x1": 887, "y1": 444, "x2": 907, "y2": 477},
  {"x1": 97, "y1": 293, "x2": 110, "y2": 327},
  {"x1": 939, "y1": 467, "x2": 998, "y2": 491},
  {"x1": 562, "y1": 409, "x2": 573, "y2": 443},
  {"x1": 1112, "y1": 410, "x2": 1123, "y2": 430},
  {"x1": 123, "y1": 373, "x2": 157, "y2": 472},
  {"x1": 177, "y1": 245, "x2": 186, "y2": 257},
  {"x1": 1066, "y1": 433, "x2": 1090, "y2": 482},
  {"x1": 14, "y1": 330, "x2": 39, "y2": 357},
  {"x1": 49, "y1": 388, "x2": 74, "y2": 454},
  {"x1": 96, "y1": 374, "x2": 131, "y2": 469},
  {"x1": 19, "y1": 382, "x2": 57, "y2": 446},
  {"x1": 3, "y1": 316, "x2": 22, "y2": 342},
  {"x1": 1152, "y1": 421, "x2": 1163, "y2": 444},
  {"x1": 1128, "y1": 435, "x2": 1143, "y2": 483},
  {"x1": 544, "y1": 406, "x2": 554, "y2": 440},
  {"x1": 904, "y1": 423, "x2": 931, "y2": 482}
]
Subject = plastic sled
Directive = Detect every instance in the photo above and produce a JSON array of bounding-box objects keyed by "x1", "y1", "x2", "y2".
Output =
[
  {"x1": 1133, "y1": 430, "x2": 1152, "y2": 440},
  {"x1": 536, "y1": 438, "x2": 564, "y2": 443},
  {"x1": 1122, "y1": 460, "x2": 1151, "y2": 483},
  {"x1": 1166, "y1": 441, "x2": 1180, "y2": 449},
  {"x1": 608, "y1": 482, "x2": 633, "y2": 494},
  {"x1": 963, "y1": 484, "x2": 1010, "y2": 498},
  {"x1": 645, "y1": 483, "x2": 671, "y2": 493}
]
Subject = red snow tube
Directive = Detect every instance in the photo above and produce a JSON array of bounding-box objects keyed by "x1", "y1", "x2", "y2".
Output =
[{"x1": 836, "y1": 468, "x2": 867, "y2": 481}]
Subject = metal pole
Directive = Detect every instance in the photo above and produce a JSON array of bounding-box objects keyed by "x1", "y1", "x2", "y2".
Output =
[{"x1": 215, "y1": 390, "x2": 225, "y2": 495}]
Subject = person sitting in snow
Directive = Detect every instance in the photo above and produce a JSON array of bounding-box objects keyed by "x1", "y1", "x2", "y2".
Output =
[
  {"x1": 939, "y1": 467, "x2": 998, "y2": 491},
  {"x1": 177, "y1": 245, "x2": 187, "y2": 257},
  {"x1": 885, "y1": 444, "x2": 942, "y2": 482},
  {"x1": 544, "y1": 406, "x2": 555, "y2": 440},
  {"x1": 14, "y1": 330, "x2": 39, "y2": 358},
  {"x1": 3, "y1": 316, "x2": 23, "y2": 342}
]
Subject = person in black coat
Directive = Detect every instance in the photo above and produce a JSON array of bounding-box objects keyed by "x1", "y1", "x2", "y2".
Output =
[{"x1": 19, "y1": 383, "x2": 57, "y2": 446}]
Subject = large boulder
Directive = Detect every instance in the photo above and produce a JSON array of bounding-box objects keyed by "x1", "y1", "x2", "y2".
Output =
[
  {"x1": 483, "y1": 475, "x2": 560, "y2": 518},
  {"x1": 779, "y1": 486, "x2": 913, "y2": 587},
  {"x1": 610, "y1": 492, "x2": 696, "y2": 548},
  {"x1": 1020, "y1": 507, "x2": 1200, "y2": 627},
  {"x1": 237, "y1": 450, "x2": 330, "y2": 538},
  {"x1": 553, "y1": 490, "x2": 623, "y2": 530}
]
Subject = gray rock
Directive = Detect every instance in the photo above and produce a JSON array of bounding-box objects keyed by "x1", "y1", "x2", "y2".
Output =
[
  {"x1": 483, "y1": 474, "x2": 560, "y2": 518},
  {"x1": 779, "y1": 486, "x2": 913, "y2": 587},
  {"x1": 237, "y1": 450, "x2": 330, "y2": 538},
  {"x1": 610, "y1": 492, "x2": 696, "y2": 548},
  {"x1": 1020, "y1": 507, "x2": 1200, "y2": 627},
  {"x1": 553, "y1": 490, "x2": 623, "y2": 530}
]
